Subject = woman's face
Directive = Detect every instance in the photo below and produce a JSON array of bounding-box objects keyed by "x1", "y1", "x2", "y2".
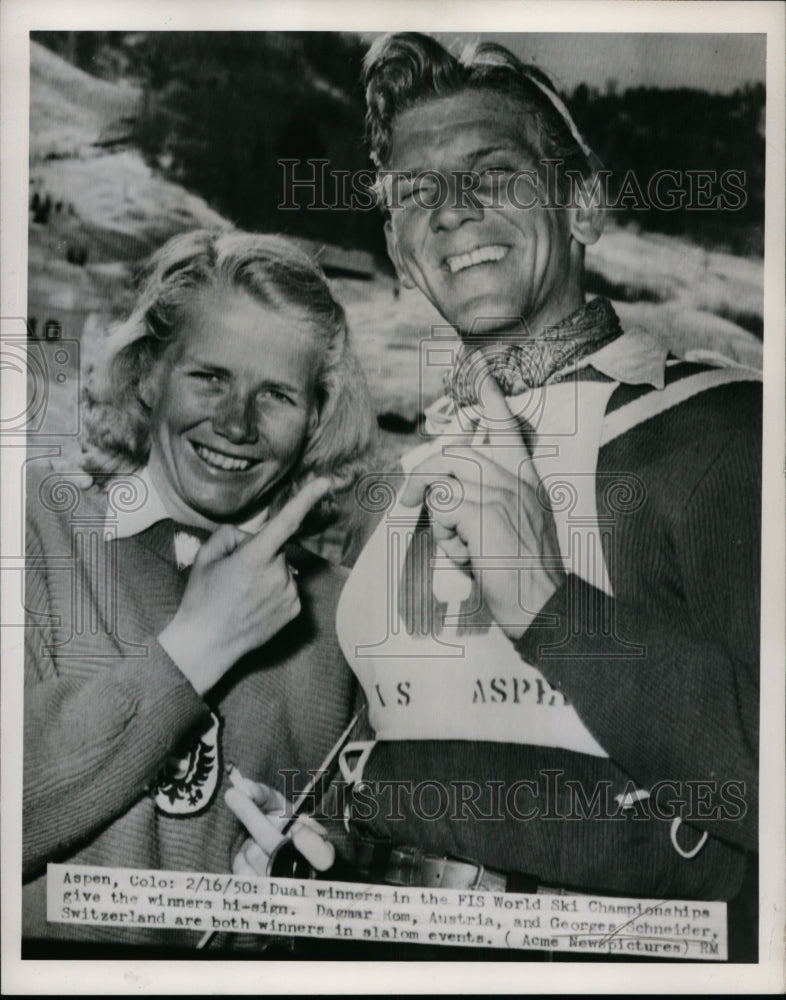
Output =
[{"x1": 142, "y1": 288, "x2": 320, "y2": 524}]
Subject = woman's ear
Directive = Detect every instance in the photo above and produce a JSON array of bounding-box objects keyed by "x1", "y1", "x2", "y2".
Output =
[
  {"x1": 137, "y1": 364, "x2": 161, "y2": 410},
  {"x1": 384, "y1": 219, "x2": 417, "y2": 289},
  {"x1": 569, "y1": 174, "x2": 606, "y2": 247}
]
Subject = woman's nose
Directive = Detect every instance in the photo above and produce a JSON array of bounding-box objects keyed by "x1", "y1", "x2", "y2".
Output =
[{"x1": 212, "y1": 393, "x2": 259, "y2": 444}]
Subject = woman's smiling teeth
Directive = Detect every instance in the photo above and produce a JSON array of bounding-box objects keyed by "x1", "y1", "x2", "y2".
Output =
[
  {"x1": 193, "y1": 443, "x2": 255, "y2": 472},
  {"x1": 445, "y1": 244, "x2": 508, "y2": 274}
]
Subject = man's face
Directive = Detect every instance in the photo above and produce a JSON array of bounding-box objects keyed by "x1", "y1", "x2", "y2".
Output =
[
  {"x1": 142, "y1": 289, "x2": 319, "y2": 524},
  {"x1": 383, "y1": 89, "x2": 585, "y2": 339}
]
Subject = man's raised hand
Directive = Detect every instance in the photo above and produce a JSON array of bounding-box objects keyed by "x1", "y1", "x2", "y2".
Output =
[{"x1": 400, "y1": 369, "x2": 565, "y2": 639}]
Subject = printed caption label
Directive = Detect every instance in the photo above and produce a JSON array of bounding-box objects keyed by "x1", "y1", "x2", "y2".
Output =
[{"x1": 48, "y1": 864, "x2": 727, "y2": 960}]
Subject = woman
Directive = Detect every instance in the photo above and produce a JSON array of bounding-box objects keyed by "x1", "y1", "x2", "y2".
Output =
[{"x1": 23, "y1": 229, "x2": 374, "y2": 953}]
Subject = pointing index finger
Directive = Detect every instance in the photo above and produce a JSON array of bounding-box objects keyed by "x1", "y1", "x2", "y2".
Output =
[{"x1": 256, "y1": 477, "x2": 332, "y2": 555}]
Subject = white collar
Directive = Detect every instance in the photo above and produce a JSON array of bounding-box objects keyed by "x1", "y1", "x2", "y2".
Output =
[
  {"x1": 111, "y1": 466, "x2": 269, "y2": 539},
  {"x1": 560, "y1": 326, "x2": 669, "y2": 389}
]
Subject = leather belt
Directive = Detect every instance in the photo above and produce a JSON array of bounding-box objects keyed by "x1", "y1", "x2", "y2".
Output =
[
  {"x1": 354, "y1": 839, "x2": 544, "y2": 894},
  {"x1": 384, "y1": 845, "x2": 508, "y2": 892}
]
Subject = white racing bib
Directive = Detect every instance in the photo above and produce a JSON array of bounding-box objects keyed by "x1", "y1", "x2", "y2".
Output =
[{"x1": 337, "y1": 379, "x2": 620, "y2": 758}]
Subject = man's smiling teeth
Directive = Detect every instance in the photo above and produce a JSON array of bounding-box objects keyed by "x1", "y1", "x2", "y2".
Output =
[
  {"x1": 194, "y1": 444, "x2": 253, "y2": 472},
  {"x1": 445, "y1": 245, "x2": 508, "y2": 274}
]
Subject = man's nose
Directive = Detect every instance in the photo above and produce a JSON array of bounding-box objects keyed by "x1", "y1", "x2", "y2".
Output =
[
  {"x1": 212, "y1": 392, "x2": 259, "y2": 444},
  {"x1": 430, "y1": 171, "x2": 485, "y2": 232}
]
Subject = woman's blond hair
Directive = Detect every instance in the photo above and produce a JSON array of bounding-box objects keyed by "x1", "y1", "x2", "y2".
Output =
[{"x1": 81, "y1": 229, "x2": 375, "y2": 510}]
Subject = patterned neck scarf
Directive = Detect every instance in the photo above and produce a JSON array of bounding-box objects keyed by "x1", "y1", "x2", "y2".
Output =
[{"x1": 443, "y1": 297, "x2": 623, "y2": 406}]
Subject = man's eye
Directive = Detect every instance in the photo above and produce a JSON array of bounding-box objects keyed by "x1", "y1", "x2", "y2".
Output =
[
  {"x1": 479, "y1": 166, "x2": 513, "y2": 183},
  {"x1": 397, "y1": 180, "x2": 437, "y2": 206}
]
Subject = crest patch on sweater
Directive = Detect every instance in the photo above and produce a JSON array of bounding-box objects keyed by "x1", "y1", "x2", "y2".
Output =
[{"x1": 152, "y1": 711, "x2": 222, "y2": 816}]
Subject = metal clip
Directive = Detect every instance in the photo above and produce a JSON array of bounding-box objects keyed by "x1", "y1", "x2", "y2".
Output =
[{"x1": 669, "y1": 816, "x2": 709, "y2": 859}]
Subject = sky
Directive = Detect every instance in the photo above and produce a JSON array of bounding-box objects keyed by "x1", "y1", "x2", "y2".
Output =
[{"x1": 365, "y1": 33, "x2": 766, "y2": 94}]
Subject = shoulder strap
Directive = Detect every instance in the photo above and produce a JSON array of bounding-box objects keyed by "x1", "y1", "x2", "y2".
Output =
[{"x1": 601, "y1": 366, "x2": 762, "y2": 447}]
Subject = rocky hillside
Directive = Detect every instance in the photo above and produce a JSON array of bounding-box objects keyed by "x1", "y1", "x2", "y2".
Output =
[{"x1": 29, "y1": 41, "x2": 230, "y2": 328}]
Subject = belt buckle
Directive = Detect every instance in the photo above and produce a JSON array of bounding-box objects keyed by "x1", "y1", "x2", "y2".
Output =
[
  {"x1": 354, "y1": 835, "x2": 394, "y2": 880},
  {"x1": 445, "y1": 852, "x2": 486, "y2": 891},
  {"x1": 389, "y1": 844, "x2": 424, "y2": 886}
]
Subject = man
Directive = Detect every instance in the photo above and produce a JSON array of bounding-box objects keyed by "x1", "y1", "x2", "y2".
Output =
[
  {"x1": 343, "y1": 31, "x2": 759, "y2": 956},
  {"x1": 234, "y1": 32, "x2": 760, "y2": 962}
]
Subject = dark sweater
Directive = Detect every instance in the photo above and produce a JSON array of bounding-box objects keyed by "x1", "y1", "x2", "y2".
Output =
[{"x1": 352, "y1": 371, "x2": 760, "y2": 902}]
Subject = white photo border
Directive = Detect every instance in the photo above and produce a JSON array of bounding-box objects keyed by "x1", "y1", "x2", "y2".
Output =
[{"x1": 2, "y1": 0, "x2": 784, "y2": 994}]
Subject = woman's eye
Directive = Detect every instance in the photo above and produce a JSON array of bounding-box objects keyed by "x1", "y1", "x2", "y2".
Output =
[
  {"x1": 190, "y1": 371, "x2": 220, "y2": 385},
  {"x1": 259, "y1": 388, "x2": 293, "y2": 405}
]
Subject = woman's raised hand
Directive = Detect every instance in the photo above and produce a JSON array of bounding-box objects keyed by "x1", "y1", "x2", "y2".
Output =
[{"x1": 158, "y1": 478, "x2": 332, "y2": 696}]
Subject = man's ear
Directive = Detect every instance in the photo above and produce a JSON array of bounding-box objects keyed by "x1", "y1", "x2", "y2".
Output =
[
  {"x1": 569, "y1": 174, "x2": 606, "y2": 247},
  {"x1": 384, "y1": 219, "x2": 417, "y2": 289}
]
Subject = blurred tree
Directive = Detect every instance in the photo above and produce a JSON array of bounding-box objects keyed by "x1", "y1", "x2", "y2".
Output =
[
  {"x1": 33, "y1": 31, "x2": 138, "y2": 80},
  {"x1": 572, "y1": 82, "x2": 765, "y2": 254},
  {"x1": 130, "y1": 32, "x2": 386, "y2": 258}
]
